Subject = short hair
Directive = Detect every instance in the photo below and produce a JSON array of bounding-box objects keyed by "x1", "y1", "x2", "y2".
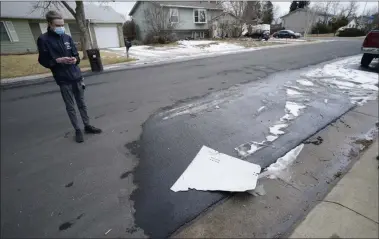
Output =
[{"x1": 45, "y1": 10, "x2": 63, "y2": 23}]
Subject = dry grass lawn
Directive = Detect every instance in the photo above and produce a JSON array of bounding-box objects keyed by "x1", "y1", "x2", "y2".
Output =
[{"x1": 1, "y1": 51, "x2": 134, "y2": 79}]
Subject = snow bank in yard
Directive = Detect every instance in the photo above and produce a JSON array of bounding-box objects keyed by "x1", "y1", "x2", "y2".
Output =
[
  {"x1": 108, "y1": 41, "x2": 246, "y2": 62},
  {"x1": 178, "y1": 40, "x2": 216, "y2": 46},
  {"x1": 104, "y1": 39, "x2": 313, "y2": 66},
  {"x1": 206, "y1": 42, "x2": 245, "y2": 52}
]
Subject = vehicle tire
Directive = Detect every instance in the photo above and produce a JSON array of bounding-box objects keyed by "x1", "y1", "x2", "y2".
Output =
[{"x1": 361, "y1": 53, "x2": 374, "y2": 67}]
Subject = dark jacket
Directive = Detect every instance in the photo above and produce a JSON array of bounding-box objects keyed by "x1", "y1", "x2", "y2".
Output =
[
  {"x1": 124, "y1": 38, "x2": 132, "y2": 49},
  {"x1": 37, "y1": 29, "x2": 82, "y2": 85}
]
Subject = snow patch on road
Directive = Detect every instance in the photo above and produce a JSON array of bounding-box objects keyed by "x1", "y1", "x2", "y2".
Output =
[
  {"x1": 261, "y1": 144, "x2": 304, "y2": 180},
  {"x1": 304, "y1": 55, "x2": 378, "y2": 105},
  {"x1": 286, "y1": 89, "x2": 302, "y2": 96},
  {"x1": 266, "y1": 135, "x2": 279, "y2": 142},
  {"x1": 285, "y1": 101, "x2": 306, "y2": 117},
  {"x1": 269, "y1": 124, "x2": 288, "y2": 135},
  {"x1": 235, "y1": 142, "x2": 263, "y2": 158},
  {"x1": 257, "y1": 106, "x2": 266, "y2": 113},
  {"x1": 297, "y1": 79, "x2": 314, "y2": 86}
]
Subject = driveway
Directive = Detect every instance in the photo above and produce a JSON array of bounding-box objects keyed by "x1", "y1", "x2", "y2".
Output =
[{"x1": 0, "y1": 39, "x2": 367, "y2": 238}]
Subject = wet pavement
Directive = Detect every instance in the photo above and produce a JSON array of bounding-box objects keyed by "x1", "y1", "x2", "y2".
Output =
[
  {"x1": 133, "y1": 56, "x2": 379, "y2": 237},
  {"x1": 174, "y1": 101, "x2": 378, "y2": 238},
  {"x1": 0, "y1": 40, "x2": 369, "y2": 238}
]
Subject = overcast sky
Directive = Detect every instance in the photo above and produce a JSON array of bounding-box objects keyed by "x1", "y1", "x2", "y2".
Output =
[{"x1": 102, "y1": 1, "x2": 379, "y2": 19}]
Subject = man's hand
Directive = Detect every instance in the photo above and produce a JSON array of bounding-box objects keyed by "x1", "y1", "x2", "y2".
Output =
[
  {"x1": 68, "y1": 57, "x2": 77, "y2": 64},
  {"x1": 56, "y1": 57, "x2": 71, "y2": 64}
]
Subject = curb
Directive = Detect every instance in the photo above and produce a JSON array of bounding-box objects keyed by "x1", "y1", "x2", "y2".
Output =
[{"x1": 0, "y1": 40, "x2": 326, "y2": 90}]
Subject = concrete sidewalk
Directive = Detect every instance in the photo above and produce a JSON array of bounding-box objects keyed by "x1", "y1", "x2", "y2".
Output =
[{"x1": 290, "y1": 141, "x2": 378, "y2": 238}]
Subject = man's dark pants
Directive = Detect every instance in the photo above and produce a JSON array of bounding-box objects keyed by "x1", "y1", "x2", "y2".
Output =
[{"x1": 59, "y1": 81, "x2": 90, "y2": 131}]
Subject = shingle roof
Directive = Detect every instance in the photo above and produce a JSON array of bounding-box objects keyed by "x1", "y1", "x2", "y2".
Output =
[
  {"x1": 129, "y1": 1, "x2": 223, "y2": 16},
  {"x1": 0, "y1": 1, "x2": 125, "y2": 23}
]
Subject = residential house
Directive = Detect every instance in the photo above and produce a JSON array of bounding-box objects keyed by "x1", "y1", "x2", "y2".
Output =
[
  {"x1": 210, "y1": 12, "x2": 241, "y2": 38},
  {"x1": 129, "y1": 1, "x2": 226, "y2": 41},
  {"x1": 347, "y1": 16, "x2": 373, "y2": 29},
  {"x1": 280, "y1": 8, "x2": 334, "y2": 34},
  {"x1": 0, "y1": 1, "x2": 125, "y2": 54}
]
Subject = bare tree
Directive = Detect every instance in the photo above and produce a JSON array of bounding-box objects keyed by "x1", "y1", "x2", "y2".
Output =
[
  {"x1": 273, "y1": 4, "x2": 280, "y2": 20},
  {"x1": 304, "y1": 5, "x2": 323, "y2": 38},
  {"x1": 315, "y1": 2, "x2": 341, "y2": 23},
  {"x1": 221, "y1": 1, "x2": 247, "y2": 37},
  {"x1": 225, "y1": 1, "x2": 247, "y2": 19},
  {"x1": 339, "y1": 1, "x2": 359, "y2": 19},
  {"x1": 242, "y1": 1, "x2": 262, "y2": 23},
  {"x1": 143, "y1": 3, "x2": 177, "y2": 40},
  {"x1": 363, "y1": 6, "x2": 378, "y2": 17},
  {"x1": 330, "y1": 2, "x2": 341, "y2": 16},
  {"x1": 33, "y1": 1, "x2": 96, "y2": 59}
]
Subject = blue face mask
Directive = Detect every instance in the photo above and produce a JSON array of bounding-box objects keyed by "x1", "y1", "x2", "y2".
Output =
[{"x1": 54, "y1": 26, "x2": 65, "y2": 35}]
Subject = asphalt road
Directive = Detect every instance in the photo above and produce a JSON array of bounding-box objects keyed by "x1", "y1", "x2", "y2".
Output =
[{"x1": 1, "y1": 39, "x2": 362, "y2": 238}]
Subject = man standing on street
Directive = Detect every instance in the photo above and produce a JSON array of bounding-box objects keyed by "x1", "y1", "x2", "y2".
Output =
[{"x1": 37, "y1": 10, "x2": 102, "y2": 143}]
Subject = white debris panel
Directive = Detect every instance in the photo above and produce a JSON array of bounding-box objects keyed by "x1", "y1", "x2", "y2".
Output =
[{"x1": 171, "y1": 146, "x2": 261, "y2": 192}]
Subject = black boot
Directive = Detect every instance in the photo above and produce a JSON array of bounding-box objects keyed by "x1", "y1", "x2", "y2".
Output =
[
  {"x1": 75, "y1": 130, "x2": 84, "y2": 143},
  {"x1": 84, "y1": 125, "x2": 102, "y2": 134}
]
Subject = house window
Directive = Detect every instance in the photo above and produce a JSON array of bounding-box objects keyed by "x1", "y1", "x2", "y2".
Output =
[
  {"x1": 0, "y1": 22, "x2": 10, "y2": 41},
  {"x1": 170, "y1": 8, "x2": 179, "y2": 23},
  {"x1": 0, "y1": 21, "x2": 19, "y2": 42},
  {"x1": 194, "y1": 9, "x2": 206, "y2": 23}
]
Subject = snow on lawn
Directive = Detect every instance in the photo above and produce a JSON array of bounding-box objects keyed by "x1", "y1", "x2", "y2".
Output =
[
  {"x1": 177, "y1": 40, "x2": 216, "y2": 46},
  {"x1": 106, "y1": 40, "x2": 273, "y2": 63}
]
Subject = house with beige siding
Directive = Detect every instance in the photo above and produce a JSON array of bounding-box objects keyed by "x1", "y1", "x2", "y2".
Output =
[
  {"x1": 129, "y1": 1, "x2": 227, "y2": 41},
  {"x1": 0, "y1": 1, "x2": 125, "y2": 54},
  {"x1": 280, "y1": 8, "x2": 334, "y2": 34}
]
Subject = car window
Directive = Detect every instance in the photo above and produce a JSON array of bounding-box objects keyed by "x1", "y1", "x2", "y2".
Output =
[{"x1": 287, "y1": 30, "x2": 295, "y2": 34}]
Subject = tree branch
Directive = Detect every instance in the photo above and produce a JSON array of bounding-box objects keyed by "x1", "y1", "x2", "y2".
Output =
[
  {"x1": 61, "y1": 1, "x2": 76, "y2": 17},
  {"x1": 29, "y1": 1, "x2": 53, "y2": 15}
]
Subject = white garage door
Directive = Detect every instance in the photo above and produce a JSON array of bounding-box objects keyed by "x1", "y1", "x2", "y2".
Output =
[{"x1": 94, "y1": 25, "x2": 120, "y2": 48}]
